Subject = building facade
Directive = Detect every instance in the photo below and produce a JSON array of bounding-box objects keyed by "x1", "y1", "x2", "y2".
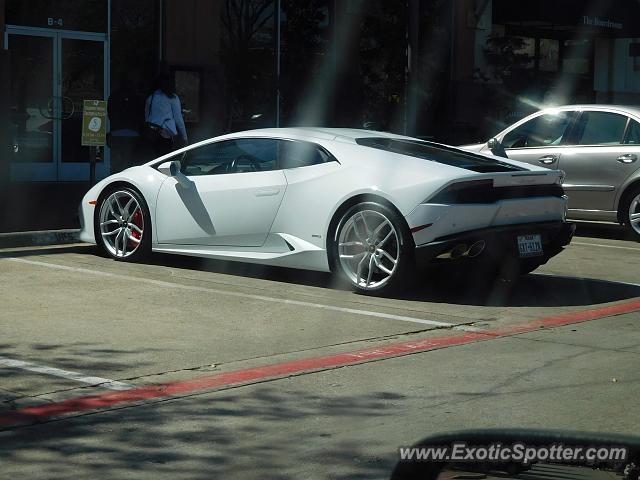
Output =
[{"x1": 2, "y1": 0, "x2": 640, "y2": 186}]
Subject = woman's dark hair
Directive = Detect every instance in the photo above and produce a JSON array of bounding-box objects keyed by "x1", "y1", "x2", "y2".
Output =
[{"x1": 154, "y1": 74, "x2": 176, "y2": 98}]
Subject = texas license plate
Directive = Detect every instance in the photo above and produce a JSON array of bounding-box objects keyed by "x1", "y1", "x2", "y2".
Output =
[{"x1": 517, "y1": 234, "x2": 543, "y2": 257}]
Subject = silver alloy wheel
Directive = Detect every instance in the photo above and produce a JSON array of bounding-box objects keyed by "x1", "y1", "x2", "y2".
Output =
[
  {"x1": 338, "y1": 209, "x2": 400, "y2": 290},
  {"x1": 630, "y1": 193, "x2": 640, "y2": 235},
  {"x1": 98, "y1": 190, "x2": 145, "y2": 258}
]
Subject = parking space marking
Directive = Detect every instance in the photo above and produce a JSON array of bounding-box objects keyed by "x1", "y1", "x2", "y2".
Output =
[
  {"x1": 5, "y1": 257, "x2": 475, "y2": 330},
  {"x1": 2, "y1": 297, "x2": 640, "y2": 429},
  {"x1": 573, "y1": 241, "x2": 640, "y2": 251},
  {"x1": 0, "y1": 356, "x2": 133, "y2": 391}
]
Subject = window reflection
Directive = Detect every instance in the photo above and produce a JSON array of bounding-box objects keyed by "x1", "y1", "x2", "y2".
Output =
[{"x1": 221, "y1": 0, "x2": 277, "y2": 132}]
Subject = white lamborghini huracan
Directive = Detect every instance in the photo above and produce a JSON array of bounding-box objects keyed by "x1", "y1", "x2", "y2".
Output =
[{"x1": 79, "y1": 128, "x2": 575, "y2": 293}]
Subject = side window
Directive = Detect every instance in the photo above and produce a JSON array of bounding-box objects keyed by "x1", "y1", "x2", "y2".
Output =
[
  {"x1": 278, "y1": 140, "x2": 332, "y2": 169},
  {"x1": 502, "y1": 112, "x2": 573, "y2": 149},
  {"x1": 181, "y1": 138, "x2": 278, "y2": 176},
  {"x1": 624, "y1": 120, "x2": 640, "y2": 145},
  {"x1": 573, "y1": 111, "x2": 627, "y2": 145}
]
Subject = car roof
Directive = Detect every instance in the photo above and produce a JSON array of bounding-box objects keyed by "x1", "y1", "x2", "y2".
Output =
[
  {"x1": 224, "y1": 127, "x2": 409, "y2": 143},
  {"x1": 540, "y1": 104, "x2": 640, "y2": 118},
  {"x1": 145, "y1": 127, "x2": 413, "y2": 165}
]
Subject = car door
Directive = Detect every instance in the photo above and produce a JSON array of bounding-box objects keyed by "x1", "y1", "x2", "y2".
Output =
[
  {"x1": 155, "y1": 138, "x2": 287, "y2": 247},
  {"x1": 499, "y1": 110, "x2": 576, "y2": 169},
  {"x1": 556, "y1": 110, "x2": 640, "y2": 212},
  {"x1": 271, "y1": 139, "x2": 342, "y2": 241}
]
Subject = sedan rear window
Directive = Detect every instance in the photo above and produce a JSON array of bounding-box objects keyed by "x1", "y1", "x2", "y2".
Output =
[{"x1": 355, "y1": 137, "x2": 524, "y2": 172}]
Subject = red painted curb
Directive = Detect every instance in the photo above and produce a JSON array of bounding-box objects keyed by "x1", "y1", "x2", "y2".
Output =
[{"x1": 2, "y1": 299, "x2": 640, "y2": 429}]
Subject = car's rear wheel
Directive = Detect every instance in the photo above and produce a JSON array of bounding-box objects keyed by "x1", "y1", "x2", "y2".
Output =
[
  {"x1": 95, "y1": 187, "x2": 151, "y2": 261},
  {"x1": 621, "y1": 186, "x2": 640, "y2": 241},
  {"x1": 331, "y1": 202, "x2": 414, "y2": 294}
]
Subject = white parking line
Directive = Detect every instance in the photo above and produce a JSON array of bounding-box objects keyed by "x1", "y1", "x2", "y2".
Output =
[
  {"x1": 0, "y1": 356, "x2": 134, "y2": 391},
  {"x1": 5, "y1": 257, "x2": 477, "y2": 330},
  {"x1": 573, "y1": 241, "x2": 640, "y2": 251}
]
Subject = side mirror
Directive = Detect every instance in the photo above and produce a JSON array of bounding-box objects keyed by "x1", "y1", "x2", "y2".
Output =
[
  {"x1": 487, "y1": 137, "x2": 508, "y2": 158},
  {"x1": 157, "y1": 160, "x2": 191, "y2": 188},
  {"x1": 157, "y1": 160, "x2": 181, "y2": 177}
]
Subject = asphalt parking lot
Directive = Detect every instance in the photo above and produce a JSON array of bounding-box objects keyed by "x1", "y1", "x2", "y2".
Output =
[{"x1": 1, "y1": 224, "x2": 639, "y2": 479}]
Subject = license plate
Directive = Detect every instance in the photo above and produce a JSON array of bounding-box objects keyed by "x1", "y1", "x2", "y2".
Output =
[{"x1": 517, "y1": 234, "x2": 543, "y2": 257}]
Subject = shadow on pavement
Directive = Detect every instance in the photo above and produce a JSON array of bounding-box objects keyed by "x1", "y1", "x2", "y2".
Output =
[
  {"x1": 573, "y1": 222, "x2": 631, "y2": 241},
  {"x1": 0, "y1": 383, "x2": 398, "y2": 479},
  {"x1": 3, "y1": 244, "x2": 640, "y2": 309},
  {"x1": 397, "y1": 273, "x2": 640, "y2": 307},
  {"x1": 2, "y1": 346, "x2": 639, "y2": 479},
  {"x1": 148, "y1": 252, "x2": 640, "y2": 308},
  {"x1": 0, "y1": 342, "x2": 164, "y2": 413}
]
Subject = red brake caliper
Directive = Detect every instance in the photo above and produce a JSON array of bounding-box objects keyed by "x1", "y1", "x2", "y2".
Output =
[{"x1": 129, "y1": 210, "x2": 143, "y2": 248}]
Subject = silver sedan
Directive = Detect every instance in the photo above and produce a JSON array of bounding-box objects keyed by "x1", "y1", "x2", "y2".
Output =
[{"x1": 463, "y1": 105, "x2": 640, "y2": 240}]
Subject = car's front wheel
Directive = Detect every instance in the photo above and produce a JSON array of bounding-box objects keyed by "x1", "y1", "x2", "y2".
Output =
[
  {"x1": 331, "y1": 202, "x2": 414, "y2": 294},
  {"x1": 95, "y1": 187, "x2": 151, "y2": 261},
  {"x1": 621, "y1": 186, "x2": 640, "y2": 241}
]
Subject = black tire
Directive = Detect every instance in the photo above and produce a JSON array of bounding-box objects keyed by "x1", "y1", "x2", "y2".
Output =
[
  {"x1": 94, "y1": 186, "x2": 152, "y2": 261},
  {"x1": 620, "y1": 185, "x2": 640, "y2": 242},
  {"x1": 329, "y1": 201, "x2": 415, "y2": 295}
]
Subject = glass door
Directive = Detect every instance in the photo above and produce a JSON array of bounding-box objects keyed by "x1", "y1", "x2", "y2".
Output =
[
  {"x1": 5, "y1": 27, "x2": 109, "y2": 182},
  {"x1": 58, "y1": 32, "x2": 109, "y2": 181},
  {"x1": 6, "y1": 30, "x2": 57, "y2": 181}
]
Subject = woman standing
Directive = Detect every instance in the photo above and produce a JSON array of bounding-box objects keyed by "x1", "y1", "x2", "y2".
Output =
[{"x1": 144, "y1": 74, "x2": 188, "y2": 159}]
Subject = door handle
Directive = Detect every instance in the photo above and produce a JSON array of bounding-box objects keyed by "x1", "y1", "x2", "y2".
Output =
[
  {"x1": 538, "y1": 155, "x2": 558, "y2": 165},
  {"x1": 255, "y1": 188, "x2": 280, "y2": 197},
  {"x1": 617, "y1": 154, "x2": 637, "y2": 164}
]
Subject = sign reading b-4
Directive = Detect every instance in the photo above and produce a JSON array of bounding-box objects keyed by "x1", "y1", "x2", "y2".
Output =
[{"x1": 81, "y1": 100, "x2": 107, "y2": 147}]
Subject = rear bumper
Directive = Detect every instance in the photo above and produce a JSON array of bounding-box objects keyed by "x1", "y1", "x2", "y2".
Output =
[{"x1": 414, "y1": 221, "x2": 575, "y2": 267}]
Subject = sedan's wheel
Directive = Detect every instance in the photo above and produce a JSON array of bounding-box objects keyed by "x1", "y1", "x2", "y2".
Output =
[
  {"x1": 621, "y1": 186, "x2": 640, "y2": 241},
  {"x1": 96, "y1": 188, "x2": 151, "y2": 260},
  {"x1": 334, "y1": 202, "x2": 414, "y2": 294}
]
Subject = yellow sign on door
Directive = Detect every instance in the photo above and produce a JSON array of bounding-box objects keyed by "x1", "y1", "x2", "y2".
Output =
[{"x1": 81, "y1": 99, "x2": 107, "y2": 146}]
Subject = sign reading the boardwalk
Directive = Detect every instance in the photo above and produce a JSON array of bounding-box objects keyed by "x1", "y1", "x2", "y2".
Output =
[{"x1": 582, "y1": 16, "x2": 623, "y2": 30}]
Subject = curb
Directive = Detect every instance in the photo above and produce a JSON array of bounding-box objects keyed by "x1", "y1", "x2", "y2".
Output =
[{"x1": 0, "y1": 229, "x2": 81, "y2": 249}]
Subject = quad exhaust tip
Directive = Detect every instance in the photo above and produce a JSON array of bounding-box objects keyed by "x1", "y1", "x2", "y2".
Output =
[
  {"x1": 467, "y1": 240, "x2": 486, "y2": 258},
  {"x1": 449, "y1": 243, "x2": 469, "y2": 260},
  {"x1": 437, "y1": 240, "x2": 486, "y2": 260}
]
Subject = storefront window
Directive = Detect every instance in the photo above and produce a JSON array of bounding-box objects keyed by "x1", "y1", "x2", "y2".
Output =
[
  {"x1": 562, "y1": 39, "x2": 592, "y2": 75},
  {"x1": 358, "y1": 0, "x2": 408, "y2": 132},
  {"x1": 539, "y1": 39, "x2": 559, "y2": 72},
  {"x1": 411, "y1": 0, "x2": 451, "y2": 139},
  {"x1": 221, "y1": 0, "x2": 277, "y2": 131},
  {"x1": 280, "y1": 0, "x2": 409, "y2": 131},
  {"x1": 279, "y1": 0, "x2": 331, "y2": 127},
  {"x1": 513, "y1": 37, "x2": 535, "y2": 69},
  {"x1": 110, "y1": 0, "x2": 159, "y2": 96},
  {"x1": 562, "y1": 58, "x2": 590, "y2": 75}
]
